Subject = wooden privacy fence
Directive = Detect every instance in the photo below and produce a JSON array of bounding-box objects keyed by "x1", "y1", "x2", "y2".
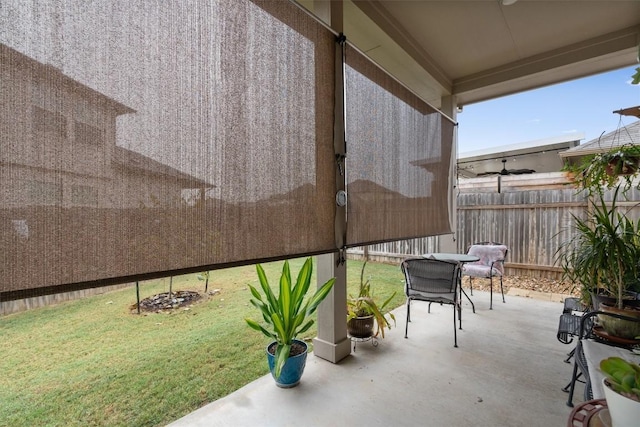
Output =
[
  {"x1": 456, "y1": 173, "x2": 584, "y2": 279},
  {"x1": 350, "y1": 172, "x2": 640, "y2": 280},
  {"x1": 348, "y1": 236, "x2": 440, "y2": 264}
]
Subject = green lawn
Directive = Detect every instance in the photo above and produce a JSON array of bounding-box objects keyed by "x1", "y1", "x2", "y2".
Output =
[{"x1": 0, "y1": 258, "x2": 405, "y2": 427}]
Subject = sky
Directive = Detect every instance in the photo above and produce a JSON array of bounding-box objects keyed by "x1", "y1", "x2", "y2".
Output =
[{"x1": 456, "y1": 65, "x2": 640, "y2": 154}]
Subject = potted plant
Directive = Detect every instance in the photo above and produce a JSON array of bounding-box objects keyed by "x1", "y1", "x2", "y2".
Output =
[
  {"x1": 346, "y1": 261, "x2": 396, "y2": 339},
  {"x1": 557, "y1": 173, "x2": 640, "y2": 338},
  {"x1": 600, "y1": 357, "x2": 640, "y2": 427},
  {"x1": 245, "y1": 257, "x2": 335, "y2": 388},
  {"x1": 564, "y1": 144, "x2": 640, "y2": 195},
  {"x1": 560, "y1": 142, "x2": 640, "y2": 308},
  {"x1": 557, "y1": 187, "x2": 640, "y2": 306}
]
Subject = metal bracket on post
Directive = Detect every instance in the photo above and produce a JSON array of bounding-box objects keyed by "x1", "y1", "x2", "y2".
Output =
[
  {"x1": 337, "y1": 248, "x2": 346, "y2": 266},
  {"x1": 335, "y1": 153, "x2": 346, "y2": 176}
]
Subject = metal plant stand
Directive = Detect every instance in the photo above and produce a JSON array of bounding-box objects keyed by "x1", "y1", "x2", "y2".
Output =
[{"x1": 348, "y1": 334, "x2": 378, "y2": 351}]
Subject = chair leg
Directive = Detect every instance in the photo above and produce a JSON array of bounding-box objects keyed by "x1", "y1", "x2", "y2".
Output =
[
  {"x1": 499, "y1": 276, "x2": 505, "y2": 303},
  {"x1": 459, "y1": 283, "x2": 475, "y2": 313},
  {"x1": 453, "y1": 302, "x2": 458, "y2": 348},
  {"x1": 428, "y1": 302, "x2": 432, "y2": 313},
  {"x1": 405, "y1": 299, "x2": 410, "y2": 339},
  {"x1": 562, "y1": 372, "x2": 583, "y2": 392},
  {"x1": 566, "y1": 357, "x2": 580, "y2": 407},
  {"x1": 458, "y1": 302, "x2": 462, "y2": 329},
  {"x1": 489, "y1": 276, "x2": 494, "y2": 310},
  {"x1": 468, "y1": 276, "x2": 473, "y2": 296},
  {"x1": 564, "y1": 347, "x2": 575, "y2": 364}
]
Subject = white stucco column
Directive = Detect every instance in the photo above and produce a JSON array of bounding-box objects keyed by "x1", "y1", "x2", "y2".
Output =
[
  {"x1": 312, "y1": 0, "x2": 352, "y2": 363},
  {"x1": 313, "y1": 254, "x2": 351, "y2": 362}
]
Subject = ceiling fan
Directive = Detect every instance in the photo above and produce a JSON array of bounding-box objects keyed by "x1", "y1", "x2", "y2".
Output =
[{"x1": 477, "y1": 159, "x2": 536, "y2": 176}]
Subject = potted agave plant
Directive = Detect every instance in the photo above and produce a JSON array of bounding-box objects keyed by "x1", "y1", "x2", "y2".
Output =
[
  {"x1": 346, "y1": 261, "x2": 396, "y2": 339},
  {"x1": 600, "y1": 357, "x2": 640, "y2": 427},
  {"x1": 245, "y1": 257, "x2": 335, "y2": 388}
]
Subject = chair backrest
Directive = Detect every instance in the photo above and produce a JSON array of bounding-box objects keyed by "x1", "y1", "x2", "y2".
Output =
[
  {"x1": 401, "y1": 258, "x2": 459, "y2": 299},
  {"x1": 466, "y1": 242, "x2": 508, "y2": 275}
]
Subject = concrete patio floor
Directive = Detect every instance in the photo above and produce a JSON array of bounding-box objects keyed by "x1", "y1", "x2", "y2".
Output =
[{"x1": 169, "y1": 289, "x2": 584, "y2": 427}]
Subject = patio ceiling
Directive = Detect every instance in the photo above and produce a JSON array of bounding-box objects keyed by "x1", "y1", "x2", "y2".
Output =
[{"x1": 316, "y1": 0, "x2": 640, "y2": 108}]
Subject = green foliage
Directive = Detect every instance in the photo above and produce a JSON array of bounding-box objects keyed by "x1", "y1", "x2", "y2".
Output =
[
  {"x1": 559, "y1": 138, "x2": 640, "y2": 308},
  {"x1": 632, "y1": 67, "x2": 640, "y2": 85},
  {"x1": 556, "y1": 186, "x2": 640, "y2": 309},
  {"x1": 245, "y1": 257, "x2": 335, "y2": 380},
  {"x1": 347, "y1": 261, "x2": 396, "y2": 338},
  {"x1": 600, "y1": 357, "x2": 640, "y2": 402},
  {"x1": 564, "y1": 144, "x2": 640, "y2": 196}
]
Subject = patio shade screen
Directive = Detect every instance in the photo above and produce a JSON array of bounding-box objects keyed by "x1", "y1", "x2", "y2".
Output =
[
  {"x1": 344, "y1": 44, "x2": 454, "y2": 247},
  {"x1": 0, "y1": 0, "x2": 336, "y2": 299}
]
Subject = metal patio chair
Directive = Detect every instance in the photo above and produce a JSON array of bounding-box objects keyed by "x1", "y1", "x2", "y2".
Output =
[
  {"x1": 462, "y1": 242, "x2": 508, "y2": 309},
  {"x1": 401, "y1": 258, "x2": 461, "y2": 347},
  {"x1": 557, "y1": 297, "x2": 587, "y2": 348},
  {"x1": 565, "y1": 310, "x2": 640, "y2": 407},
  {"x1": 557, "y1": 297, "x2": 589, "y2": 394}
]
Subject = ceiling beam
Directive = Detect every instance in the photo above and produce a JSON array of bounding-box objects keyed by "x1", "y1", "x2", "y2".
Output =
[
  {"x1": 453, "y1": 25, "x2": 640, "y2": 101},
  {"x1": 352, "y1": 0, "x2": 452, "y2": 91}
]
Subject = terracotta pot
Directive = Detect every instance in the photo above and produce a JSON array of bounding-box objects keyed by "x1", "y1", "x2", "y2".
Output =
[
  {"x1": 598, "y1": 303, "x2": 640, "y2": 340},
  {"x1": 347, "y1": 315, "x2": 374, "y2": 338}
]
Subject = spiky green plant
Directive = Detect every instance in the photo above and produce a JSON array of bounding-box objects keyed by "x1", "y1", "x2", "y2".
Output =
[
  {"x1": 347, "y1": 261, "x2": 396, "y2": 338},
  {"x1": 556, "y1": 185, "x2": 640, "y2": 309},
  {"x1": 245, "y1": 258, "x2": 335, "y2": 380}
]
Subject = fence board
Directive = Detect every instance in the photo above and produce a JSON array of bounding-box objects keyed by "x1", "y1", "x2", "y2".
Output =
[{"x1": 349, "y1": 173, "x2": 640, "y2": 280}]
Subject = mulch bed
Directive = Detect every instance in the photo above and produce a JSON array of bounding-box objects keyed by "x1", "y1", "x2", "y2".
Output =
[
  {"x1": 467, "y1": 275, "x2": 576, "y2": 296},
  {"x1": 131, "y1": 290, "x2": 203, "y2": 313}
]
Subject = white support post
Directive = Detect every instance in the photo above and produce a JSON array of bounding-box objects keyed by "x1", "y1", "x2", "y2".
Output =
[
  {"x1": 312, "y1": 0, "x2": 351, "y2": 363},
  {"x1": 313, "y1": 253, "x2": 351, "y2": 362}
]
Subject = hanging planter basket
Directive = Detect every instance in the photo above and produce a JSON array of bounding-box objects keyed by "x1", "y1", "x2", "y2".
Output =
[{"x1": 605, "y1": 155, "x2": 640, "y2": 177}]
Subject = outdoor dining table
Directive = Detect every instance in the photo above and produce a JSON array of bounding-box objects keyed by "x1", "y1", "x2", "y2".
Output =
[{"x1": 422, "y1": 252, "x2": 479, "y2": 313}]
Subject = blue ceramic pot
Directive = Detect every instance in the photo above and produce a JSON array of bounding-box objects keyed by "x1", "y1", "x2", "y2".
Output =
[{"x1": 266, "y1": 339, "x2": 308, "y2": 388}]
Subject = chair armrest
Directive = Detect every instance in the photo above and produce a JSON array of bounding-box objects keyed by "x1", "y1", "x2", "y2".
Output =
[{"x1": 488, "y1": 258, "x2": 505, "y2": 274}]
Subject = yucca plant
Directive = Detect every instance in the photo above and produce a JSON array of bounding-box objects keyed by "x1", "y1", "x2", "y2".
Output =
[
  {"x1": 245, "y1": 258, "x2": 335, "y2": 380},
  {"x1": 556, "y1": 185, "x2": 640, "y2": 309}
]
